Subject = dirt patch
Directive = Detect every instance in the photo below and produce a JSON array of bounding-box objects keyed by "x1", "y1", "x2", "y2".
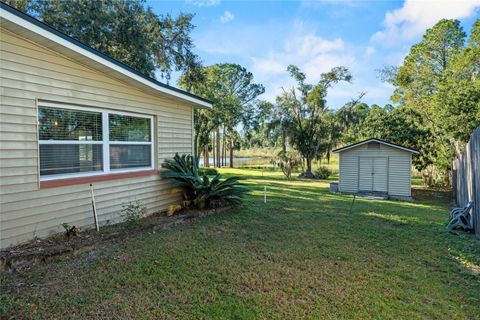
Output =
[
  {"x1": 412, "y1": 188, "x2": 452, "y2": 205},
  {"x1": 0, "y1": 207, "x2": 232, "y2": 273}
]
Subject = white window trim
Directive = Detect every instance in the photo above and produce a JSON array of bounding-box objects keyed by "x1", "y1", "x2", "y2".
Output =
[{"x1": 38, "y1": 102, "x2": 155, "y2": 181}]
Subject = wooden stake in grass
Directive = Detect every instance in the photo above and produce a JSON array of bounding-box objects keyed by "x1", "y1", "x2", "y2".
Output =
[
  {"x1": 349, "y1": 194, "x2": 356, "y2": 214},
  {"x1": 90, "y1": 184, "x2": 99, "y2": 232},
  {"x1": 264, "y1": 186, "x2": 267, "y2": 203}
]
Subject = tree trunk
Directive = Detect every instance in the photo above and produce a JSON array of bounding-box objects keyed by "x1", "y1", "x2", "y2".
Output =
[
  {"x1": 216, "y1": 129, "x2": 221, "y2": 168},
  {"x1": 212, "y1": 132, "x2": 216, "y2": 167},
  {"x1": 193, "y1": 131, "x2": 199, "y2": 165},
  {"x1": 222, "y1": 128, "x2": 226, "y2": 167},
  {"x1": 229, "y1": 139, "x2": 234, "y2": 168},
  {"x1": 282, "y1": 127, "x2": 287, "y2": 154},
  {"x1": 204, "y1": 146, "x2": 209, "y2": 167},
  {"x1": 224, "y1": 126, "x2": 227, "y2": 167},
  {"x1": 207, "y1": 146, "x2": 210, "y2": 167},
  {"x1": 305, "y1": 157, "x2": 314, "y2": 178},
  {"x1": 220, "y1": 130, "x2": 223, "y2": 168}
]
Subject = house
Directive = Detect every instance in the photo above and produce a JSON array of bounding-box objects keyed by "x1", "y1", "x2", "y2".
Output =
[
  {"x1": 0, "y1": 3, "x2": 212, "y2": 248},
  {"x1": 332, "y1": 138, "x2": 419, "y2": 200}
]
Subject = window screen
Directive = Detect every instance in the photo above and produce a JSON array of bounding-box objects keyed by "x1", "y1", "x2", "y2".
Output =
[
  {"x1": 109, "y1": 114, "x2": 151, "y2": 142},
  {"x1": 109, "y1": 114, "x2": 152, "y2": 170},
  {"x1": 38, "y1": 106, "x2": 102, "y2": 141}
]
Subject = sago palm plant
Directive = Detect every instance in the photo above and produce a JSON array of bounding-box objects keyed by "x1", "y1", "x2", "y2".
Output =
[{"x1": 161, "y1": 154, "x2": 248, "y2": 212}]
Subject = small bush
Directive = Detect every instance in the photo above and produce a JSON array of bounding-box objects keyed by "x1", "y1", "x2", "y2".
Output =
[
  {"x1": 61, "y1": 223, "x2": 79, "y2": 238},
  {"x1": 121, "y1": 200, "x2": 147, "y2": 225},
  {"x1": 314, "y1": 166, "x2": 332, "y2": 179},
  {"x1": 200, "y1": 167, "x2": 218, "y2": 175},
  {"x1": 272, "y1": 151, "x2": 301, "y2": 179}
]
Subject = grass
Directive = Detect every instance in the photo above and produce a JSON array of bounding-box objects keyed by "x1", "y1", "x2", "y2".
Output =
[{"x1": 1, "y1": 168, "x2": 479, "y2": 319}]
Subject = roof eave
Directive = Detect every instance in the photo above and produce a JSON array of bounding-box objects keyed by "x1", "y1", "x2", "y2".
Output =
[
  {"x1": 0, "y1": 3, "x2": 212, "y2": 109},
  {"x1": 332, "y1": 138, "x2": 419, "y2": 154}
]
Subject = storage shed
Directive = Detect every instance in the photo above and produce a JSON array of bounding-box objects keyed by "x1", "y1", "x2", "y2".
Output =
[{"x1": 332, "y1": 138, "x2": 419, "y2": 200}]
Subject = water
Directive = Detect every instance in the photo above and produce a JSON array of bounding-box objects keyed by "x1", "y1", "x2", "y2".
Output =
[{"x1": 199, "y1": 157, "x2": 270, "y2": 167}]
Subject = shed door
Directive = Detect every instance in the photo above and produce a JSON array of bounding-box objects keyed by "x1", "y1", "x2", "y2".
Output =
[
  {"x1": 373, "y1": 157, "x2": 388, "y2": 192},
  {"x1": 359, "y1": 157, "x2": 388, "y2": 192}
]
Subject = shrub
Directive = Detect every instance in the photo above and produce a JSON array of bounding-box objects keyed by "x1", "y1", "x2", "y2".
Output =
[
  {"x1": 314, "y1": 166, "x2": 332, "y2": 179},
  {"x1": 121, "y1": 200, "x2": 147, "y2": 225},
  {"x1": 61, "y1": 223, "x2": 79, "y2": 238},
  {"x1": 200, "y1": 167, "x2": 218, "y2": 175},
  {"x1": 271, "y1": 151, "x2": 301, "y2": 179},
  {"x1": 161, "y1": 154, "x2": 248, "y2": 210}
]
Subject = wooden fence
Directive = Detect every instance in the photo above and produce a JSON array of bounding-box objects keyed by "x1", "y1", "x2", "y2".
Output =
[{"x1": 452, "y1": 126, "x2": 480, "y2": 239}]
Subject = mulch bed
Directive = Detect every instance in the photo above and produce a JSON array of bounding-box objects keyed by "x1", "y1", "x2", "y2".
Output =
[{"x1": 0, "y1": 207, "x2": 231, "y2": 273}]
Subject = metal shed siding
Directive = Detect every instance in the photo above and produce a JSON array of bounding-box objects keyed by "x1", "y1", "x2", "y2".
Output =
[
  {"x1": 337, "y1": 144, "x2": 412, "y2": 196},
  {"x1": 388, "y1": 153, "x2": 412, "y2": 197},
  {"x1": 339, "y1": 154, "x2": 358, "y2": 193},
  {"x1": 0, "y1": 29, "x2": 195, "y2": 248}
]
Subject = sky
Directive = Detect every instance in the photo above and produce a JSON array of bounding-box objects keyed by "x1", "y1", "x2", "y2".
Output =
[{"x1": 148, "y1": 0, "x2": 480, "y2": 109}]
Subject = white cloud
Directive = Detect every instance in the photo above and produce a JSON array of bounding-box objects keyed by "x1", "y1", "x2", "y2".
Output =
[
  {"x1": 195, "y1": 20, "x2": 391, "y2": 107},
  {"x1": 364, "y1": 46, "x2": 375, "y2": 58},
  {"x1": 372, "y1": 0, "x2": 480, "y2": 43},
  {"x1": 220, "y1": 11, "x2": 235, "y2": 23},
  {"x1": 251, "y1": 23, "x2": 353, "y2": 84},
  {"x1": 247, "y1": 23, "x2": 357, "y2": 107},
  {"x1": 185, "y1": 0, "x2": 220, "y2": 7}
]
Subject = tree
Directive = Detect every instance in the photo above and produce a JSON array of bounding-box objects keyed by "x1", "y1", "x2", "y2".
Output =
[
  {"x1": 277, "y1": 65, "x2": 352, "y2": 177},
  {"x1": 8, "y1": 0, "x2": 200, "y2": 80},
  {"x1": 322, "y1": 110, "x2": 342, "y2": 164},
  {"x1": 379, "y1": 18, "x2": 479, "y2": 185},
  {"x1": 359, "y1": 105, "x2": 435, "y2": 173},
  {"x1": 389, "y1": 19, "x2": 466, "y2": 114},
  {"x1": 178, "y1": 63, "x2": 264, "y2": 167},
  {"x1": 336, "y1": 100, "x2": 370, "y2": 144},
  {"x1": 434, "y1": 19, "x2": 480, "y2": 145},
  {"x1": 241, "y1": 101, "x2": 274, "y2": 149}
]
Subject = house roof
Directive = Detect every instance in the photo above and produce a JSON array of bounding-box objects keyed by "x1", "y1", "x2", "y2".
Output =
[
  {"x1": 332, "y1": 138, "x2": 419, "y2": 154},
  {"x1": 0, "y1": 2, "x2": 212, "y2": 108}
]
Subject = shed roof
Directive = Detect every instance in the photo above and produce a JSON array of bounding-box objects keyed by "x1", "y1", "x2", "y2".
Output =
[
  {"x1": 0, "y1": 2, "x2": 212, "y2": 108},
  {"x1": 332, "y1": 138, "x2": 419, "y2": 154}
]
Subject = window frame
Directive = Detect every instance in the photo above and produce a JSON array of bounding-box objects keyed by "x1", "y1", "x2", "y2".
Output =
[{"x1": 38, "y1": 102, "x2": 155, "y2": 181}]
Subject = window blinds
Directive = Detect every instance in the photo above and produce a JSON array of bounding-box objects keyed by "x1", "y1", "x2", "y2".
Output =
[{"x1": 38, "y1": 105, "x2": 153, "y2": 179}]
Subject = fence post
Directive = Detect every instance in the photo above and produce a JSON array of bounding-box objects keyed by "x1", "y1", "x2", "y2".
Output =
[
  {"x1": 472, "y1": 127, "x2": 480, "y2": 239},
  {"x1": 452, "y1": 126, "x2": 480, "y2": 239}
]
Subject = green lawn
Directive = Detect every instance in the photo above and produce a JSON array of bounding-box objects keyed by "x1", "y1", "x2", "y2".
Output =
[{"x1": 2, "y1": 168, "x2": 479, "y2": 319}]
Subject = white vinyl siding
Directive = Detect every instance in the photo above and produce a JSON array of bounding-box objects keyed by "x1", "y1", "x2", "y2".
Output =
[
  {"x1": 0, "y1": 28, "x2": 195, "y2": 248},
  {"x1": 338, "y1": 143, "x2": 413, "y2": 197}
]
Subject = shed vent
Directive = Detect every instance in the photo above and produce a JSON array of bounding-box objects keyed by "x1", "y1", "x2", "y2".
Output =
[{"x1": 367, "y1": 142, "x2": 380, "y2": 149}]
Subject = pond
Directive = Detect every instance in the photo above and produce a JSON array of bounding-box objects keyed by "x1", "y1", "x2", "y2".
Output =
[{"x1": 199, "y1": 157, "x2": 271, "y2": 167}]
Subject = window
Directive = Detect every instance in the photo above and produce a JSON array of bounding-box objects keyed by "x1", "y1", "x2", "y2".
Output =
[{"x1": 38, "y1": 103, "x2": 154, "y2": 180}]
